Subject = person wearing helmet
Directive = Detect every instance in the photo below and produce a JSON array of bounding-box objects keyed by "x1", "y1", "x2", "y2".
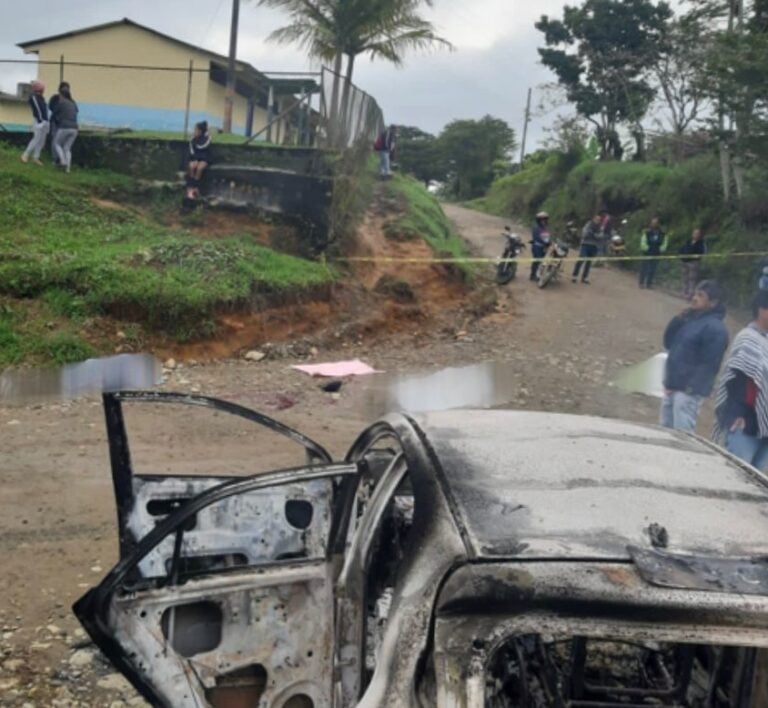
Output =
[
  {"x1": 530, "y1": 211, "x2": 551, "y2": 281},
  {"x1": 20, "y1": 80, "x2": 49, "y2": 165}
]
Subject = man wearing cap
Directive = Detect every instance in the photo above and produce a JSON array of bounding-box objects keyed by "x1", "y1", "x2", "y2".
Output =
[
  {"x1": 530, "y1": 211, "x2": 551, "y2": 282},
  {"x1": 660, "y1": 280, "x2": 729, "y2": 431},
  {"x1": 20, "y1": 80, "x2": 49, "y2": 165}
]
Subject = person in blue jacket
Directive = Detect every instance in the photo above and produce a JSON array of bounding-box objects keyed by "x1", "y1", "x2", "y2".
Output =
[
  {"x1": 660, "y1": 280, "x2": 729, "y2": 431},
  {"x1": 639, "y1": 217, "x2": 667, "y2": 289},
  {"x1": 530, "y1": 211, "x2": 551, "y2": 282}
]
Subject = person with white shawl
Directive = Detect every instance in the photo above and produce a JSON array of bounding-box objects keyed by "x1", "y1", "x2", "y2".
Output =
[{"x1": 714, "y1": 289, "x2": 768, "y2": 470}]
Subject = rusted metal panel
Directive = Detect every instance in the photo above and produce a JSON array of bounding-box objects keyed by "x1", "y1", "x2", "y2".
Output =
[{"x1": 129, "y1": 477, "x2": 332, "y2": 578}]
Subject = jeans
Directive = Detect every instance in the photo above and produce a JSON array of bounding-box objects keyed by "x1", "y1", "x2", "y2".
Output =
[
  {"x1": 54, "y1": 128, "x2": 78, "y2": 171},
  {"x1": 659, "y1": 391, "x2": 704, "y2": 432},
  {"x1": 682, "y1": 261, "x2": 700, "y2": 298},
  {"x1": 725, "y1": 430, "x2": 768, "y2": 471},
  {"x1": 378, "y1": 150, "x2": 391, "y2": 176},
  {"x1": 572, "y1": 243, "x2": 598, "y2": 281},
  {"x1": 23, "y1": 120, "x2": 49, "y2": 159},
  {"x1": 639, "y1": 258, "x2": 658, "y2": 287},
  {"x1": 530, "y1": 243, "x2": 546, "y2": 280}
]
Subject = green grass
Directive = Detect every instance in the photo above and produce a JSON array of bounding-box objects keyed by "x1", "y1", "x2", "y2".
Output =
[
  {"x1": 0, "y1": 142, "x2": 336, "y2": 363},
  {"x1": 384, "y1": 173, "x2": 473, "y2": 273}
]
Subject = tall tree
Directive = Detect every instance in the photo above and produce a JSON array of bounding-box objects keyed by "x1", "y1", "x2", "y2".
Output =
[
  {"x1": 259, "y1": 0, "x2": 451, "y2": 143},
  {"x1": 536, "y1": 0, "x2": 672, "y2": 160},
  {"x1": 395, "y1": 126, "x2": 448, "y2": 186},
  {"x1": 438, "y1": 116, "x2": 516, "y2": 199}
]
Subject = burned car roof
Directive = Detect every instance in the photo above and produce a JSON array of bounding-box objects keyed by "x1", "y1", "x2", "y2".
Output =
[{"x1": 409, "y1": 410, "x2": 768, "y2": 561}]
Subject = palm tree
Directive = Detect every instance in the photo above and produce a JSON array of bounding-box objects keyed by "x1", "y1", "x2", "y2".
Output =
[{"x1": 258, "y1": 0, "x2": 452, "y2": 142}]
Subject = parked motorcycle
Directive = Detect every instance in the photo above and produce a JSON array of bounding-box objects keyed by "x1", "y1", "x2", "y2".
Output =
[
  {"x1": 537, "y1": 238, "x2": 570, "y2": 289},
  {"x1": 609, "y1": 219, "x2": 628, "y2": 258},
  {"x1": 496, "y1": 227, "x2": 526, "y2": 285}
]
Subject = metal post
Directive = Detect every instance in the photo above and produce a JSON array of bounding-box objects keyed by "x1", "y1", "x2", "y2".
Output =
[
  {"x1": 519, "y1": 87, "x2": 532, "y2": 166},
  {"x1": 267, "y1": 84, "x2": 274, "y2": 143},
  {"x1": 183, "y1": 60, "x2": 193, "y2": 139},
  {"x1": 296, "y1": 87, "x2": 307, "y2": 145},
  {"x1": 223, "y1": 0, "x2": 240, "y2": 133},
  {"x1": 59, "y1": 55, "x2": 64, "y2": 83}
]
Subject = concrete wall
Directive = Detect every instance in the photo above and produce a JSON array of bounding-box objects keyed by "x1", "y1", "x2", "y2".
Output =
[
  {"x1": 23, "y1": 23, "x2": 253, "y2": 135},
  {"x1": 0, "y1": 98, "x2": 30, "y2": 129}
]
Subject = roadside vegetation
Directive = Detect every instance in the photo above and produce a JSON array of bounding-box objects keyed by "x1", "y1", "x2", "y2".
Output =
[{"x1": 0, "y1": 143, "x2": 336, "y2": 365}]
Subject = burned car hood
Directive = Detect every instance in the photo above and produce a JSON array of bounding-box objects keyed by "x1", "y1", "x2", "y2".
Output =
[{"x1": 409, "y1": 410, "x2": 768, "y2": 561}]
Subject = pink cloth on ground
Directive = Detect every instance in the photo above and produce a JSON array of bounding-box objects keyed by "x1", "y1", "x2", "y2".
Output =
[{"x1": 291, "y1": 359, "x2": 382, "y2": 377}]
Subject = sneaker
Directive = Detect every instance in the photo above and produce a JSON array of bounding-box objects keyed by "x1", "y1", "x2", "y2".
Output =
[
  {"x1": 33, "y1": 159, "x2": 44, "y2": 166},
  {"x1": 20, "y1": 154, "x2": 28, "y2": 163}
]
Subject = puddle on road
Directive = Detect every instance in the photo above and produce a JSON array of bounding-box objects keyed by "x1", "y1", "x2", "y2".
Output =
[
  {"x1": 361, "y1": 361, "x2": 522, "y2": 418},
  {"x1": 0, "y1": 353, "x2": 161, "y2": 403}
]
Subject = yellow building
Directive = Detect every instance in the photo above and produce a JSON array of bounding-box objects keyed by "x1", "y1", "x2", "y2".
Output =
[{"x1": 1, "y1": 18, "x2": 306, "y2": 138}]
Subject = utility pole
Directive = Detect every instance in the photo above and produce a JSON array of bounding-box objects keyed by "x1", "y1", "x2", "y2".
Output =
[
  {"x1": 223, "y1": 0, "x2": 240, "y2": 133},
  {"x1": 519, "y1": 87, "x2": 532, "y2": 167}
]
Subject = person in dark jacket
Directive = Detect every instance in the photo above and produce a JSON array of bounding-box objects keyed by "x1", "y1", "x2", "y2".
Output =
[
  {"x1": 375, "y1": 125, "x2": 397, "y2": 178},
  {"x1": 530, "y1": 211, "x2": 551, "y2": 282},
  {"x1": 572, "y1": 213, "x2": 602, "y2": 284},
  {"x1": 20, "y1": 80, "x2": 49, "y2": 165},
  {"x1": 48, "y1": 81, "x2": 69, "y2": 164},
  {"x1": 186, "y1": 121, "x2": 212, "y2": 199},
  {"x1": 660, "y1": 280, "x2": 729, "y2": 431},
  {"x1": 639, "y1": 217, "x2": 667, "y2": 289},
  {"x1": 679, "y1": 228, "x2": 706, "y2": 298},
  {"x1": 51, "y1": 85, "x2": 78, "y2": 173}
]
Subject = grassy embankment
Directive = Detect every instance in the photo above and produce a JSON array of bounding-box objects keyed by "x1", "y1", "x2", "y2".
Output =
[
  {"x1": 466, "y1": 151, "x2": 768, "y2": 304},
  {"x1": 0, "y1": 142, "x2": 336, "y2": 366},
  {"x1": 384, "y1": 172, "x2": 473, "y2": 275}
]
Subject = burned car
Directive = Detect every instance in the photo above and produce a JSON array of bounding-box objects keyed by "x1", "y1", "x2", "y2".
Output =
[{"x1": 75, "y1": 392, "x2": 768, "y2": 707}]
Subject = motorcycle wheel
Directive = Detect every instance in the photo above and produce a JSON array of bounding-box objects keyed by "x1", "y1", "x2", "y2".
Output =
[
  {"x1": 538, "y1": 263, "x2": 555, "y2": 289},
  {"x1": 496, "y1": 260, "x2": 514, "y2": 285}
]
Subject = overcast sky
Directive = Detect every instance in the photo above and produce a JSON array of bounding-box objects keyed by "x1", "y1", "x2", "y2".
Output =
[{"x1": 1, "y1": 0, "x2": 575, "y2": 147}]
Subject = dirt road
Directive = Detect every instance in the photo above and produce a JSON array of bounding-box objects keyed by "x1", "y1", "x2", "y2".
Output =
[{"x1": 0, "y1": 205, "x2": 740, "y2": 706}]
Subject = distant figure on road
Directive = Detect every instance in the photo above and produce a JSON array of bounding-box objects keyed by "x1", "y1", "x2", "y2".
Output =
[
  {"x1": 20, "y1": 80, "x2": 49, "y2": 165},
  {"x1": 530, "y1": 211, "x2": 551, "y2": 282},
  {"x1": 679, "y1": 228, "x2": 706, "y2": 299},
  {"x1": 661, "y1": 280, "x2": 728, "y2": 432},
  {"x1": 374, "y1": 125, "x2": 396, "y2": 179},
  {"x1": 51, "y1": 84, "x2": 78, "y2": 174},
  {"x1": 48, "y1": 81, "x2": 70, "y2": 165},
  {"x1": 714, "y1": 289, "x2": 768, "y2": 470},
  {"x1": 186, "y1": 121, "x2": 212, "y2": 200},
  {"x1": 639, "y1": 217, "x2": 667, "y2": 289},
  {"x1": 572, "y1": 213, "x2": 602, "y2": 284}
]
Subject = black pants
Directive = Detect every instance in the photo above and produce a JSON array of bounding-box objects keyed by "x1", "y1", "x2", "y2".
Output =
[
  {"x1": 572, "y1": 243, "x2": 598, "y2": 280},
  {"x1": 639, "y1": 258, "x2": 658, "y2": 287}
]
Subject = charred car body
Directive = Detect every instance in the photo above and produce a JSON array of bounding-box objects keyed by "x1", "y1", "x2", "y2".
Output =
[{"x1": 75, "y1": 392, "x2": 768, "y2": 707}]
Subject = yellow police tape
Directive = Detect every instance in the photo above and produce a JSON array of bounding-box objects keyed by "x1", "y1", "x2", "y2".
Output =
[{"x1": 331, "y1": 251, "x2": 768, "y2": 265}]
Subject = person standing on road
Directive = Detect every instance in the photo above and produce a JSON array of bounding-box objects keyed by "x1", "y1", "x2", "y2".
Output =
[
  {"x1": 375, "y1": 125, "x2": 396, "y2": 179},
  {"x1": 20, "y1": 80, "x2": 49, "y2": 165},
  {"x1": 530, "y1": 211, "x2": 551, "y2": 282},
  {"x1": 660, "y1": 280, "x2": 729, "y2": 432},
  {"x1": 572, "y1": 213, "x2": 602, "y2": 284},
  {"x1": 51, "y1": 84, "x2": 78, "y2": 173},
  {"x1": 679, "y1": 228, "x2": 706, "y2": 299},
  {"x1": 714, "y1": 290, "x2": 768, "y2": 470},
  {"x1": 639, "y1": 217, "x2": 667, "y2": 289},
  {"x1": 48, "y1": 81, "x2": 69, "y2": 165}
]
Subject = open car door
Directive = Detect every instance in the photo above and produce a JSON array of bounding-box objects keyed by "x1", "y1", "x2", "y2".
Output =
[{"x1": 74, "y1": 391, "x2": 358, "y2": 707}]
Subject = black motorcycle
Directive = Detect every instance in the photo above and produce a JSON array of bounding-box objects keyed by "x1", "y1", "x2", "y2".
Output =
[{"x1": 496, "y1": 228, "x2": 526, "y2": 285}]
